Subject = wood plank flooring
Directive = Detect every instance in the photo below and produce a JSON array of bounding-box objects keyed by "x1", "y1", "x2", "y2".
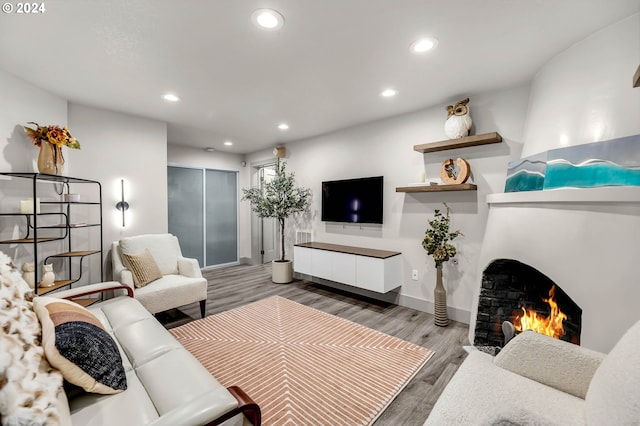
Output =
[{"x1": 159, "y1": 263, "x2": 470, "y2": 426}]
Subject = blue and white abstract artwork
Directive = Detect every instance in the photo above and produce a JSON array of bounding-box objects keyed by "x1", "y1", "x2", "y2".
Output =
[
  {"x1": 505, "y1": 152, "x2": 547, "y2": 192},
  {"x1": 544, "y1": 134, "x2": 640, "y2": 189},
  {"x1": 504, "y1": 134, "x2": 640, "y2": 192}
]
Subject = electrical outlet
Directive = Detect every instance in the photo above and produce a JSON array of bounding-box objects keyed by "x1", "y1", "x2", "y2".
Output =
[{"x1": 411, "y1": 269, "x2": 419, "y2": 281}]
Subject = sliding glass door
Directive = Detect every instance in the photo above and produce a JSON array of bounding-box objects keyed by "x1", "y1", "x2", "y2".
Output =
[
  {"x1": 168, "y1": 166, "x2": 204, "y2": 265},
  {"x1": 168, "y1": 166, "x2": 238, "y2": 268},
  {"x1": 205, "y1": 169, "x2": 238, "y2": 265}
]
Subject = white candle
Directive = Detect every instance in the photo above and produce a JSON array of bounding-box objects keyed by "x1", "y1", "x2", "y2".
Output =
[
  {"x1": 20, "y1": 198, "x2": 40, "y2": 214},
  {"x1": 418, "y1": 171, "x2": 426, "y2": 183}
]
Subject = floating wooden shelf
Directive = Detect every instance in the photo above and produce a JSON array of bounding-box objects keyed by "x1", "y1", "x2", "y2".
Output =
[
  {"x1": 414, "y1": 132, "x2": 502, "y2": 153},
  {"x1": 396, "y1": 184, "x2": 478, "y2": 193},
  {"x1": 49, "y1": 250, "x2": 100, "y2": 258},
  {"x1": 41, "y1": 201, "x2": 101, "y2": 205},
  {"x1": 37, "y1": 280, "x2": 74, "y2": 295},
  {"x1": 0, "y1": 237, "x2": 61, "y2": 244},
  {"x1": 39, "y1": 223, "x2": 99, "y2": 229}
]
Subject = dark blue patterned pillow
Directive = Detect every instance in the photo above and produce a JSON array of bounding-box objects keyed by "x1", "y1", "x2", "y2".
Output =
[{"x1": 33, "y1": 297, "x2": 127, "y2": 394}]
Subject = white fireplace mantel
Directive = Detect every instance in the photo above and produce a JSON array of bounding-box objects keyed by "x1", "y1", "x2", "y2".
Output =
[{"x1": 487, "y1": 187, "x2": 640, "y2": 205}]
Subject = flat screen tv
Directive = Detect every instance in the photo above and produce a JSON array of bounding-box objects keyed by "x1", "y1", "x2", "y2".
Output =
[{"x1": 321, "y1": 176, "x2": 384, "y2": 224}]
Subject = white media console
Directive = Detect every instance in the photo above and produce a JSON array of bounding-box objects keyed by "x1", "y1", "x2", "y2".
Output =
[{"x1": 293, "y1": 242, "x2": 402, "y2": 293}]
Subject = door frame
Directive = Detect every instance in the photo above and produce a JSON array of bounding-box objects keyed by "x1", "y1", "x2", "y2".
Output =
[{"x1": 249, "y1": 159, "x2": 279, "y2": 265}]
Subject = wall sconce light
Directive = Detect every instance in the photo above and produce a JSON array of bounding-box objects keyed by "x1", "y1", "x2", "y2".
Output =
[{"x1": 115, "y1": 179, "x2": 129, "y2": 227}]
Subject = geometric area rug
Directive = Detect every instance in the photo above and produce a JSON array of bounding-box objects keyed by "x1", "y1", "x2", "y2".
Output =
[{"x1": 169, "y1": 296, "x2": 434, "y2": 425}]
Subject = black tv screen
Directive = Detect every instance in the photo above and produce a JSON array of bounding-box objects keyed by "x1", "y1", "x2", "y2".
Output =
[{"x1": 321, "y1": 176, "x2": 384, "y2": 224}]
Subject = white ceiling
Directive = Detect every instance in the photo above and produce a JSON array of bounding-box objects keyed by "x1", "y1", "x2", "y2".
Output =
[{"x1": 1, "y1": 1, "x2": 638, "y2": 154}]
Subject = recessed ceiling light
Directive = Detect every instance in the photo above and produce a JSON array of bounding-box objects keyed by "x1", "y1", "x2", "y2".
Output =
[
  {"x1": 162, "y1": 93, "x2": 180, "y2": 102},
  {"x1": 224, "y1": 141, "x2": 233, "y2": 146},
  {"x1": 278, "y1": 123, "x2": 290, "y2": 130},
  {"x1": 205, "y1": 147, "x2": 215, "y2": 152},
  {"x1": 410, "y1": 37, "x2": 438, "y2": 54},
  {"x1": 380, "y1": 89, "x2": 398, "y2": 98},
  {"x1": 251, "y1": 9, "x2": 284, "y2": 31}
]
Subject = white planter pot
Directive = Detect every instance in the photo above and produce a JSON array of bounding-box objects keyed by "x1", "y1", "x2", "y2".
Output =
[{"x1": 272, "y1": 260, "x2": 293, "y2": 284}]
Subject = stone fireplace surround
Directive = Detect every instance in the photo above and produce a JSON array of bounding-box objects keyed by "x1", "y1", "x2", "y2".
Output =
[{"x1": 470, "y1": 187, "x2": 640, "y2": 353}]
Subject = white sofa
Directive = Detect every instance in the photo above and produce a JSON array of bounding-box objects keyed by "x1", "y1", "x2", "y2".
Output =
[
  {"x1": 111, "y1": 234, "x2": 208, "y2": 317},
  {"x1": 65, "y1": 291, "x2": 259, "y2": 426},
  {"x1": 425, "y1": 322, "x2": 640, "y2": 425},
  {"x1": 0, "y1": 270, "x2": 260, "y2": 426}
]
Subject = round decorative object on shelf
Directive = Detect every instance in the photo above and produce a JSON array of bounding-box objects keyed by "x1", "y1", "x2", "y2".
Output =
[{"x1": 440, "y1": 158, "x2": 471, "y2": 184}]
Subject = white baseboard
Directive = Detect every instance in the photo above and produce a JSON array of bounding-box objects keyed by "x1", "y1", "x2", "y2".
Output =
[{"x1": 398, "y1": 293, "x2": 471, "y2": 324}]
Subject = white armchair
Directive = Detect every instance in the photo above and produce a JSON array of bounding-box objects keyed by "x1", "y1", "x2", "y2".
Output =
[{"x1": 111, "y1": 233, "x2": 208, "y2": 317}]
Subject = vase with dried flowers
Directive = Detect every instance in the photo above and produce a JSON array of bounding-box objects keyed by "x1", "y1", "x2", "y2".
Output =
[
  {"x1": 422, "y1": 203, "x2": 462, "y2": 327},
  {"x1": 24, "y1": 122, "x2": 80, "y2": 175}
]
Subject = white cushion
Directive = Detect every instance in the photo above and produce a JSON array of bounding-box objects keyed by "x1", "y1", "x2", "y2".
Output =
[
  {"x1": 69, "y1": 370, "x2": 159, "y2": 425},
  {"x1": 494, "y1": 331, "x2": 604, "y2": 399},
  {"x1": 119, "y1": 234, "x2": 181, "y2": 275},
  {"x1": 585, "y1": 320, "x2": 640, "y2": 425},
  {"x1": 425, "y1": 350, "x2": 585, "y2": 425},
  {"x1": 133, "y1": 274, "x2": 207, "y2": 315}
]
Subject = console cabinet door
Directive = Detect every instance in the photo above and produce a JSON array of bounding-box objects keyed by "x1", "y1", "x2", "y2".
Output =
[
  {"x1": 333, "y1": 252, "x2": 356, "y2": 286},
  {"x1": 293, "y1": 246, "x2": 312, "y2": 275},
  {"x1": 312, "y1": 249, "x2": 333, "y2": 281},
  {"x1": 356, "y1": 256, "x2": 384, "y2": 292}
]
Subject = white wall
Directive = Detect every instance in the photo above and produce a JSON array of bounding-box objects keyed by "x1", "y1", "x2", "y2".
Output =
[
  {"x1": 243, "y1": 85, "x2": 530, "y2": 321},
  {"x1": 0, "y1": 70, "x2": 70, "y2": 277},
  {"x1": 522, "y1": 13, "x2": 640, "y2": 156},
  {"x1": 68, "y1": 103, "x2": 168, "y2": 282},
  {"x1": 0, "y1": 69, "x2": 68, "y2": 173}
]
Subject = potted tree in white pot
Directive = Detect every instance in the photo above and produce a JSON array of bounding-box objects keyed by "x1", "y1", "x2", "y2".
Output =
[{"x1": 242, "y1": 158, "x2": 311, "y2": 283}]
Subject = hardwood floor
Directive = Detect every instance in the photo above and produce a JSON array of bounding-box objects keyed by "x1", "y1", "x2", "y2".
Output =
[{"x1": 160, "y1": 263, "x2": 470, "y2": 426}]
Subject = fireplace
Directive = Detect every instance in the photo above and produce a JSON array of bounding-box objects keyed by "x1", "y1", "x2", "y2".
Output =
[
  {"x1": 474, "y1": 259, "x2": 582, "y2": 352},
  {"x1": 469, "y1": 188, "x2": 640, "y2": 353}
]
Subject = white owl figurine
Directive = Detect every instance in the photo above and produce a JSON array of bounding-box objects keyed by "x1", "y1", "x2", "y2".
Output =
[
  {"x1": 444, "y1": 97, "x2": 472, "y2": 139},
  {"x1": 21, "y1": 262, "x2": 35, "y2": 289},
  {"x1": 41, "y1": 263, "x2": 55, "y2": 287}
]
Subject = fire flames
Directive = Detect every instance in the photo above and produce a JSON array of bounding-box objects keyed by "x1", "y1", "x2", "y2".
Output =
[{"x1": 513, "y1": 285, "x2": 567, "y2": 339}]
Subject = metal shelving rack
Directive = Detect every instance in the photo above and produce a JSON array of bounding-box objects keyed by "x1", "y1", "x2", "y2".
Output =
[{"x1": 0, "y1": 172, "x2": 103, "y2": 299}]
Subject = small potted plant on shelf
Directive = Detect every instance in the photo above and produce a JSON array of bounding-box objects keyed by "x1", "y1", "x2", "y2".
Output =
[
  {"x1": 242, "y1": 158, "x2": 311, "y2": 283},
  {"x1": 422, "y1": 203, "x2": 462, "y2": 327}
]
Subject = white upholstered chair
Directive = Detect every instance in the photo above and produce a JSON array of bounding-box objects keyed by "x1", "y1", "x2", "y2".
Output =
[{"x1": 111, "y1": 233, "x2": 208, "y2": 317}]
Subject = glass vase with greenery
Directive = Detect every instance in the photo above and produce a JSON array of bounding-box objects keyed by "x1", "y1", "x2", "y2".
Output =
[{"x1": 422, "y1": 203, "x2": 462, "y2": 326}]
